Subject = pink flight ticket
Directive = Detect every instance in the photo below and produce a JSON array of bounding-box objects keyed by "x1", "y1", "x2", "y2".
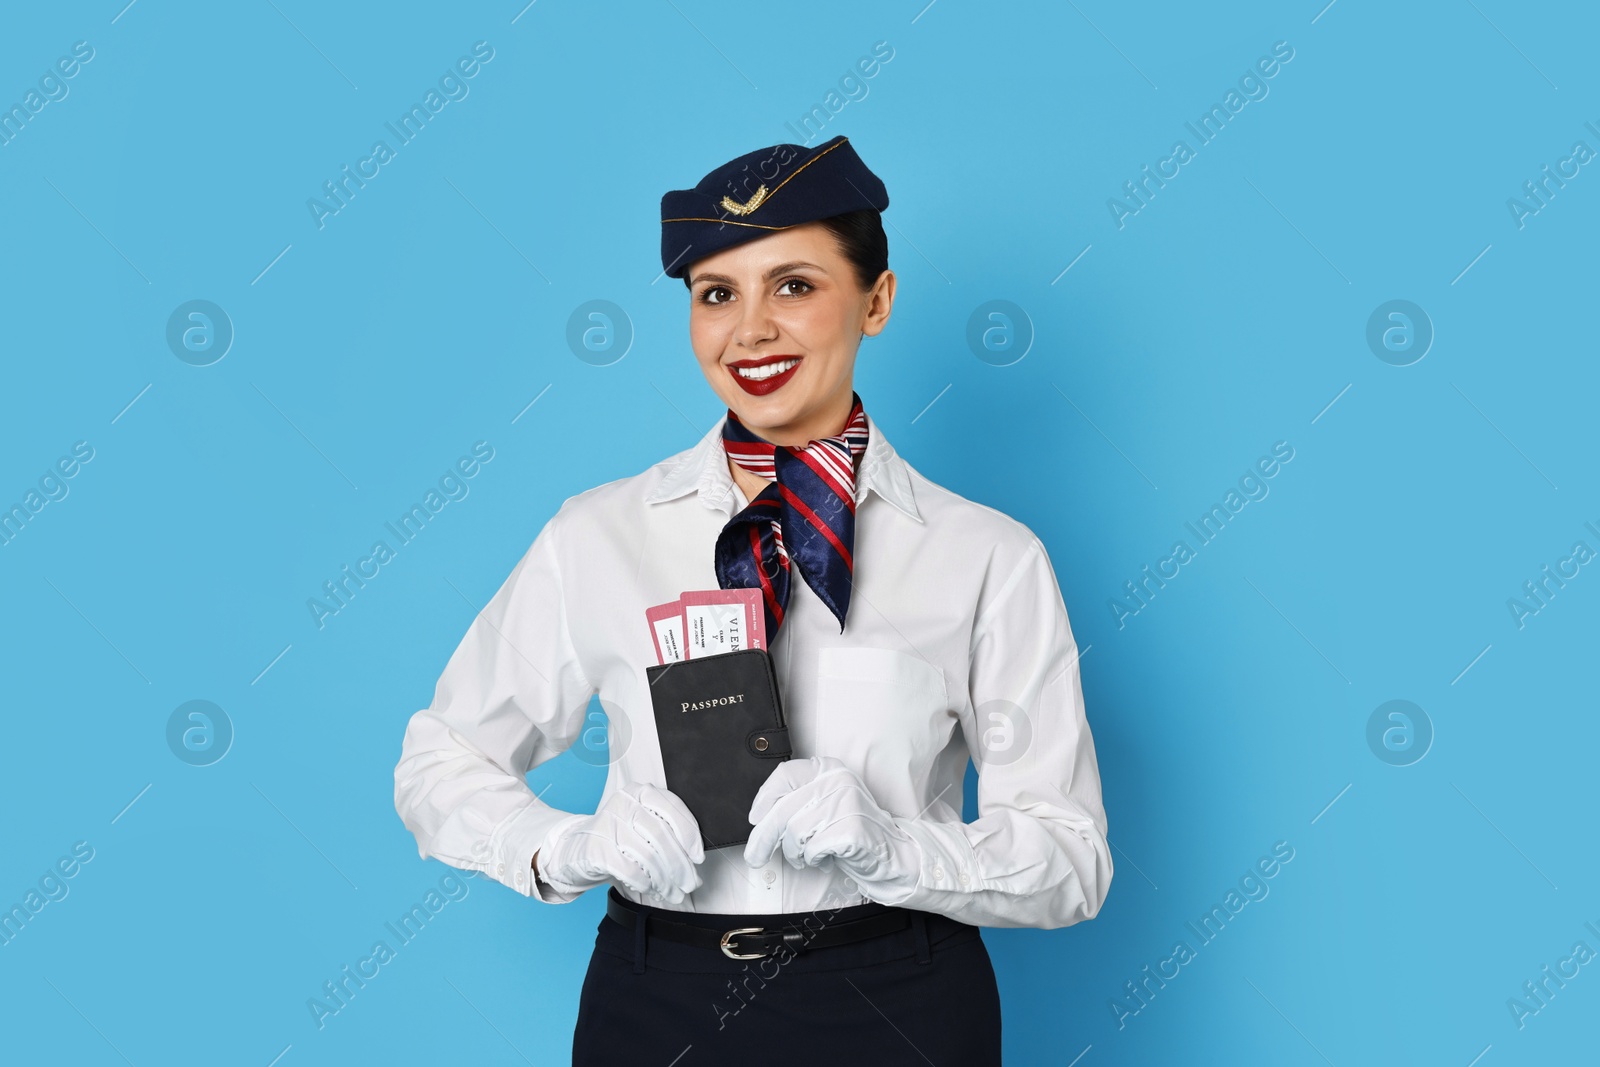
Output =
[
  {"x1": 646, "y1": 601, "x2": 686, "y2": 664},
  {"x1": 645, "y1": 589, "x2": 766, "y2": 664},
  {"x1": 682, "y1": 588, "x2": 765, "y2": 658}
]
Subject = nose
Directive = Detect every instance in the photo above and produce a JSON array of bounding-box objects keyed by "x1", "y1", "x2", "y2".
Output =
[{"x1": 733, "y1": 292, "x2": 778, "y2": 350}]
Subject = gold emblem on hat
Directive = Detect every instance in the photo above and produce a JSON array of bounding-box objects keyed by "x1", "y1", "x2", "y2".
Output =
[{"x1": 720, "y1": 184, "x2": 769, "y2": 216}]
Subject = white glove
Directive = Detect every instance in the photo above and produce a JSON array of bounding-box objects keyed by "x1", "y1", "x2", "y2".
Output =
[
  {"x1": 537, "y1": 782, "x2": 706, "y2": 904},
  {"x1": 744, "y1": 756, "x2": 927, "y2": 904}
]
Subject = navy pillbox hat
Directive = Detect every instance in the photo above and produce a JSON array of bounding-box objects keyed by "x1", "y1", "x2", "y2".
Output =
[{"x1": 660, "y1": 134, "x2": 888, "y2": 279}]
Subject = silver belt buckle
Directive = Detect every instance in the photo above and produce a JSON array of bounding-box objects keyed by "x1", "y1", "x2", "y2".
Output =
[{"x1": 719, "y1": 926, "x2": 769, "y2": 960}]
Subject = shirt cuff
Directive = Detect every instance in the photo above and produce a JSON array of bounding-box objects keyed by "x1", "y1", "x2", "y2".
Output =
[
  {"x1": 492, "y1": 803, "x2": 587, "y2": 901},
  {"x1": 852, "y1": 817, "x2": 985, "y2": 908},
  {"x1": 902, "y1": 817, "x2": 986, "y2": 899}
]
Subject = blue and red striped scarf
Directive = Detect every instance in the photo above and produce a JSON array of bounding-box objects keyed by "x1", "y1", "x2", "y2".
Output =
[{"x1": 714, "y1": 393, "x2": 869, "y2": 639}]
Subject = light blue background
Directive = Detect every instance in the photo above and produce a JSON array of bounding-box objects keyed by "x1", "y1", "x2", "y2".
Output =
[{"x1": 2, "y1": 1, "x2": 1596, "y2": 1063}]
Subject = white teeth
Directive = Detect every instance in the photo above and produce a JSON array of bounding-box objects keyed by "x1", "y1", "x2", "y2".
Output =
[{"x1": 734, "y1": 358, "x2": 799, "y2": 380}]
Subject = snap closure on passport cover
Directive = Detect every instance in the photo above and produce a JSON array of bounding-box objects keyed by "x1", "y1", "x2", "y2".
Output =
[{"x1": 747, "y1": 725, "x2": 791, "y2": 758}]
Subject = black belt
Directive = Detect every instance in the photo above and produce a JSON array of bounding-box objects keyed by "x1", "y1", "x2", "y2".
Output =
[{"x1": 605, "y1": 889, "x2": 914, "y2": 960}]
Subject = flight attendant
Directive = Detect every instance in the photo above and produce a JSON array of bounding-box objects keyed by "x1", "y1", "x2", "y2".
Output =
[{"x1": 394, "y1": 134, "x2": 1112, "y2": 1065}]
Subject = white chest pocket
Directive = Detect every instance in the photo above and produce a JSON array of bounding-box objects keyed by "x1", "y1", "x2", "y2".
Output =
[{"x1": 814, "y1": 646, "x2": 952, "y2": 817}]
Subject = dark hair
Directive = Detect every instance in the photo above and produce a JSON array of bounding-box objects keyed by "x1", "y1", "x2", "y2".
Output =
[
  {"x1": 816, "y1": 209, "x2": 889, "y2": 291},
  {"x1": 681, "y1": 209, "x2": 889, "y2": 292}
]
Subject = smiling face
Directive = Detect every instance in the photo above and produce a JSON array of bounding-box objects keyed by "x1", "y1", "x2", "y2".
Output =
[{"x1": 687, "y1": 222, "x2": 895, "y2": 447}]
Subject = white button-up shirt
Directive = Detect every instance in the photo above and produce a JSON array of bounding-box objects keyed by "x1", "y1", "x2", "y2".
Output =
[{"x1": 394, "y1": 411, "x2": 1113, "y2": 929}]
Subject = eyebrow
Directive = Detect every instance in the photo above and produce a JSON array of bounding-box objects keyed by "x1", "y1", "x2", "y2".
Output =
[{"x1": 689, "y1": 261, "x2": 828, "y2": 287}]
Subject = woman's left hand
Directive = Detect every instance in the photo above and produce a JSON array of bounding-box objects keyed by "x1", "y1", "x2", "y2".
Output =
[{"x1": 744, "y1": 756, "x2": 923, "y2": 893}]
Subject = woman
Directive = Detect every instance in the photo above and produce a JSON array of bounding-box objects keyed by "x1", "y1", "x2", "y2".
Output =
[{"x1": 394, "y1": 134, "x2": 1112, "y2": 1064}]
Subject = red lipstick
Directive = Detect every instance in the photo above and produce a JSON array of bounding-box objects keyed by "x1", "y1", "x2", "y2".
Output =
[{"x1": 727, "y1": 354, "x2": 802, "y2": 396}]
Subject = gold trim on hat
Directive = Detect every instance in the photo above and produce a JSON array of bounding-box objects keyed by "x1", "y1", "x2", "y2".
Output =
[
  {"x1": 659, "y1": 217, "x2": 790, "y2": 229},
  {"x1": 762, "y1": 136, "x2": 850, "y2": 204},
  {"x1": 664, "y1": 137, "x2": 856, "y2": 225},
  {"x1": 720, "y1": 184, "x2": 769, "y2": 215}
]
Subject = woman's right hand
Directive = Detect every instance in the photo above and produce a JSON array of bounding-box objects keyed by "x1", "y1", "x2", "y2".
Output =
[{"x1": 535, "y1": 782, "x2": 706, "y2": 904}]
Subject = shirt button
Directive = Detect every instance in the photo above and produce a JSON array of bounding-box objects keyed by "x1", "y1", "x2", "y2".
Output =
[
  {"x1": 763, "y1": 869, "x2": 776, "y2": 884},
  {"x1": 957, "y1": 872, "x2": 970, "y2": 886},
  {"x1": 931, "y1": 866, "x2": 945, "y2": 881},
  {"x1": 496, "y1": 863, "x2": 505, "y2": 876}
]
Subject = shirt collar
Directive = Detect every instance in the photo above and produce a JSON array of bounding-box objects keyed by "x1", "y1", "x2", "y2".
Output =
[{"x1": 642, "y1": 409, "x2": 923, "y2": 523}]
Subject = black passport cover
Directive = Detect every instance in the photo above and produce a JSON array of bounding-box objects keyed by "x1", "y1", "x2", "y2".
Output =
[{"x1": 646, "y1": 648, "x2": 792, "y2": 849}]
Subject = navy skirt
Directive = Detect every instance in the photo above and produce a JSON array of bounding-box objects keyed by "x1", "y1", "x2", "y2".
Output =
[{"x1": 571, "y1": 886, "x2": 1002, "y2": 1065}]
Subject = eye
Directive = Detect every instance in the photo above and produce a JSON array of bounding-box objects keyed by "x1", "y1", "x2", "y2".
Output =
[
  {"x1": 777, "y1": 277, "x2": 813, "y2": 297},
  {"x1": 697, "y1": 285, "x2": 732, "y2": 305}
]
